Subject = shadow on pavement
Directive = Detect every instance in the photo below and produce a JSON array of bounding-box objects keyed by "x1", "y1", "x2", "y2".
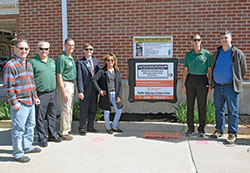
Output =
[{"x1": 0, "y1": 129, "x2": 12, "y2": 146}]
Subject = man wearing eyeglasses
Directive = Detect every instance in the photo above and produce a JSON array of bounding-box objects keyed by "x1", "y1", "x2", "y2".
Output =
[
  {"x1": 56, "y1": 38, "x2": 77, "y2": 141},
  {"x1": 3, "y1": 39, "x2": 41, "y2": 163},
  {"x1": 29, "y1": 41, "x2": 61, "y2": 147},
  {"x1": 76, "y1": 43, "x2": 99, "y2": 136},
  {"x1": 211, "y1": 31, "x2": 247, "y2": 144},
  {"x1": 182, "y1": 34, "x2": 212, "y2": 138}
]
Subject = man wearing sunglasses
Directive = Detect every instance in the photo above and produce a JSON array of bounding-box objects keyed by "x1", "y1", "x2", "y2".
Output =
[
  {"x1": 211, "y1": 31, "x2": 247, "y2": 144},
  {"x1": 76, "y1": 43, "x2": 99, "y2": 136},
  {"x1": 182, "y1": 34, "x2": 212, "y2": 138},
  {"x1": 3, "y1": 39, "x2": 41, "y2": 163},
  {"x1": 56, "y1": 38, "x2": 77, "y2": 141},
  {"x1": 29, "y1": 41, "x2": 61, "y2": 148}
]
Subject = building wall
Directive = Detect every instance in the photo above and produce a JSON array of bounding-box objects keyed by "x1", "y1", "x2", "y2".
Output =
[{"x1": 18, "y1": 0, "x2": 250, "y2": 113}]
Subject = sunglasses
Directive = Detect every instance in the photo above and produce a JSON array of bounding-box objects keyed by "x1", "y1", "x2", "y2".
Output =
[
  {"x1": 18, "y1": 47, "x2": 29, "y2": 51},
  {"x1": 106, "y1": 59, "x2": 114, "y2": 62},
  {"x1": 39, "y1": 48, "x2": 49, "y2": 51},
  {"x1": 85, "y1": 48, "x2": 93, "y2": 51},
  {"x1": 193, "y1": 39, "x2": 201, "y2": 42}
]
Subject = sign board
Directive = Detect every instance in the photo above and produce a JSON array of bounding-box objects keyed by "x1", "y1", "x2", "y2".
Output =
[
  {"x1": 128, "y1": 58, "x2": 178, "y2": 103},
  {"x1": 133, "y1": 36, "x2": 173, "y2": 58}
]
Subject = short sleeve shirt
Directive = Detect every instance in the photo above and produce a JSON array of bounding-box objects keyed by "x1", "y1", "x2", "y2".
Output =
[
  {"x1": 29, "y1": 55, "x2": 56, "y2": 92},
  {"x1": 56, "y1": 52, "x2": 76, "y2": 81},
  {"x1": 184, "y1": 48, "x2": 212, "y2": 75}
]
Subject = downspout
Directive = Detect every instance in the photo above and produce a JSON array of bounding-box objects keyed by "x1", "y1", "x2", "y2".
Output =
[{"x1": 61, "y1": 0, "x2": 68, "y2": 50}]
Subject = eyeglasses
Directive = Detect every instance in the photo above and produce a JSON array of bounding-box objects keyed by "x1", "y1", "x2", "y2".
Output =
[
  {"x1": 193, "y1": 39, "x2": 201, "y2": 42},
  {"x1": 18, "y1": 47, "x2": 29, "y2": 51},
  {"x1": 84, "y1": 48, "x2": 93, "y2": 51},
  {"x1": 39, "y1": 48, "x2": 49, "y2": 51},
  {"x1": 106, "y1": 59, "x2": 114, "y2": 62}
]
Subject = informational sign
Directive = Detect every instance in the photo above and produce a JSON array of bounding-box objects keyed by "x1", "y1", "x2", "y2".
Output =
[
  {"x1": 128, "y1": 58, "x2": 178, "y2": 103},
  {"x1": 133, "y1": 36, "x2": 173, "y2": 58}
]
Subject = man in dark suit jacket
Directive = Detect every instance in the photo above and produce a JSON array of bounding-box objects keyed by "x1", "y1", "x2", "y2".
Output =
[{"x1": 76, "y1": 43, "x2": 99, "y2": 136}]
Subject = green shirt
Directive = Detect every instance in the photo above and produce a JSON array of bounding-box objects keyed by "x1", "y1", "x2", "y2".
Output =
[
  {"x1": 28, "y1": 55, "x2": 56, "y2": 92},
  {"x1": 56, "y1": 52, "x2": 76, "y2": 81},
  {"x1": 184, "y1": 48, "x2": 212, "y2": 75}
]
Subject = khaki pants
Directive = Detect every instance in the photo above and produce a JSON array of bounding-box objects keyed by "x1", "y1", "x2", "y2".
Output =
[{"x1": 58, "y1": 81, "x2": 74, "y2": 135}]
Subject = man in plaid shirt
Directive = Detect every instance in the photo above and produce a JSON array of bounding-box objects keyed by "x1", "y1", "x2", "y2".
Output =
[{"x1": 4, "y1": 39, "x2": 41, "y2": 163}]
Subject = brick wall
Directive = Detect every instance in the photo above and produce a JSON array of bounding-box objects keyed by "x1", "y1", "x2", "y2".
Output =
[{"x1": 18, "y1": 0, "x2": 250, "y2": 80}]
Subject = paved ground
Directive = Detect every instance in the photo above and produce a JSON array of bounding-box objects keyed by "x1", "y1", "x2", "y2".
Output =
[{"x1": 1, "y1": 121, "x2": 250, "y2": 173}]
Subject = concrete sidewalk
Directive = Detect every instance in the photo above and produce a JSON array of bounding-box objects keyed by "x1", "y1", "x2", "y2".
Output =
[{"x1": 0, "y1": 121, "x2": 250, "y2": 173}]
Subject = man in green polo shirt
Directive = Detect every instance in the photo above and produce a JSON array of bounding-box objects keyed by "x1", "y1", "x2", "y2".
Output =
[
  {"x1": 182, "y1": 34, "x2": 212, "y2": 138},
  {"x1": 29, "y1": 41, "x2": 61, "y2": 148},
  {"x1": 56, "y1": 38, "x2": 77, "y2": 141}
]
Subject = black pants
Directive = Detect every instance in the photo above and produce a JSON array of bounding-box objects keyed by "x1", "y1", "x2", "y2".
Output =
[
  {"x1": 79, "y1": 88, "x2": 98, "y2": 131},
  {"x1": 35, "y1": 90, "x2": 57, "y2": 142},
  {"x1": 185, "y1": 74, "x2": 208, "y2": 133}
]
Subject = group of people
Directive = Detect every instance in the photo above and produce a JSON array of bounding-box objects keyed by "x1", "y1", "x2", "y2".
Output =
[
  {"x1": 3, "y1": 30, "x2": 247, "y2": 163},
  {"x1": 3, "y1": 38, "x2": 123, "y2": 163},
  {"x1": 182, "y1": 31, "x2": 247, "y2": 145}
]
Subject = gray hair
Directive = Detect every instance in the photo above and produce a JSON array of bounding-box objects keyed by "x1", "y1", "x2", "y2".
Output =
[
  {"x1": 15, "y1": 38, "x2": 29, "y2": 47},
  {"x1": 38, "y1": 41, "x2": 50, "y2": 48},
  {"x1": 220, "y1": 31, "x2": 232, "y2": 36}
]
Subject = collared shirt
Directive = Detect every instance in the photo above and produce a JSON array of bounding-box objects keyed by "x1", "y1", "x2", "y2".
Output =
[
  {"x1": 56, "y1": 52, "x2": 76, "y2": 81},
  {"x1": 29, "y1": 55, "x2": 56, "y2": 92},
  {"x1": 184, "y1": 48, "x2": 212, "y2": 75},
  {"x1": 3, "y1": 55, "x2": 37, "y2": 106},
  {"x1": 213, "y1": 46, "x2": 233, "y2": 84}
]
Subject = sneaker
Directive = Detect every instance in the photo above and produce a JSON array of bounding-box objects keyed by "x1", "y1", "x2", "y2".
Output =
[
  {"x1": 59, "y1": 134, "x2": 73, "y2": 141},
  {"x1": 185, "y1": 131, "x2": 194, "y2": 137},
  {"x1": 199, "y1": 132, "x2": 205, "y2": 138},
  {"x1": 210, "y1": 129, "x2": 223, "y2": 139},
  {"x1": 226, "y1": 133, "x2": 237, "y2": 144}
]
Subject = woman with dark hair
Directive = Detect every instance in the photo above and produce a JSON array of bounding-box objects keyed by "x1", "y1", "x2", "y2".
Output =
[{"x1": 92, "y1": 53, "x2": 123, "y2": 134}]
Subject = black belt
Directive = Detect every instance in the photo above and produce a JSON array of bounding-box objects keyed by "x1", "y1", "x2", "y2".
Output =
[
  {"x1": 37, "y1": 90, "x2": 55, "y2": 94},
  {"x1": 216, "y1": 82, "x2": 232, "y2": 86}
]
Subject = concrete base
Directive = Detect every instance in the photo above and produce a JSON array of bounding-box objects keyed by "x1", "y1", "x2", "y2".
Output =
[{"x1": 121, "y1": 80, "x2": 250, "y2": 114}]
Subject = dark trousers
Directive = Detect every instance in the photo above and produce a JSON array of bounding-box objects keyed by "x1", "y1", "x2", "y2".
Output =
[
  {"x1": 79, "y1": 88, "x2": 97, "y2": 131},
  {"x1": 35, "y1": 90, "x2": 57, "y2": 142},
  {"x1": 185, "y1": 74, "x2": 208, "y2": 133}
]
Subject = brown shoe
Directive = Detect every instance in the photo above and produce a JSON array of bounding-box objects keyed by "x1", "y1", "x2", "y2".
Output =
[
  {"x1": 15, "y1": 156, "x2": 30, "y2": 163},
  {"x1": 60, "y1": 134, "x2": 73, "y2": 141},
  {"x1": 25, "y1": 147, "x2": 41, "y2": 154}
]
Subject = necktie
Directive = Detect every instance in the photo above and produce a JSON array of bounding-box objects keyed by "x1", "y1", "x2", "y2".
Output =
[{"x1": 89, "y1": 59, "x2": 94, "y2": 76}]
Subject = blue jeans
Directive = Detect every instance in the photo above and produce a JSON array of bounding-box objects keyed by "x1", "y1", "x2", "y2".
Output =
[
  {"x1": 214, "y1": 84, "x2": 239, "y2": 135},
  {"x1": 10, "y1": 104, "x2": 36, "y2": 159},
  {"x1": 104, "y1": 92, "x2": 122, "y2": 130}
]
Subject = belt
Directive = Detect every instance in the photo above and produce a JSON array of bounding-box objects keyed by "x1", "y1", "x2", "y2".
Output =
[
  {"x1": 217, "y1": 82, "x2": 232, "y2": 86},
  {"x1": 64, "y1": 80, "x2": 75, "y2": 83},
  {"x1": 37, "y1": 90, "x2": 55, "y2": 94}
]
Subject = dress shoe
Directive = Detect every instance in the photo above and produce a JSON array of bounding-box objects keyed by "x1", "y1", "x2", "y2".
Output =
[
  {"x1": 48, "y1": 136, "x2": 62, "y2": 143},
  {"x1": 112, "y1": 128, "x2": 123, "y2": 133},
  {"x1": 59, "y1": 134, "x2": 73, "y2": 141},
  {"x1": 106, "y1": 129, "x2": 113, "y2": 134},
  {"x1": 39, "y1": 141, "x2": 48, "y2": 147},
  {"x1": 25, "y1": 147, "x2": 41, "y2": 154},
  {"x1": 87, "y1": 128, "x2": 98, "y2": 133},
  {"x1": 15, "y1": 156, "x2": 30, "y2": 163},
  {"x1": 79, "y1": 130, "x2": 86, "y2": 136}
]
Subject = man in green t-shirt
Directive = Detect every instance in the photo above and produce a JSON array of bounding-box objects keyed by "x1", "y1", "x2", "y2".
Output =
[
  {"x1": 56, "y1": 38, "x2": 77, "y2": 141},
  {"x1": 182, "y1": 34, "x2": 212, "y2": 138},
  {"x1": 29, "y1": 41, "x2": 61, "y2": 147}
]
